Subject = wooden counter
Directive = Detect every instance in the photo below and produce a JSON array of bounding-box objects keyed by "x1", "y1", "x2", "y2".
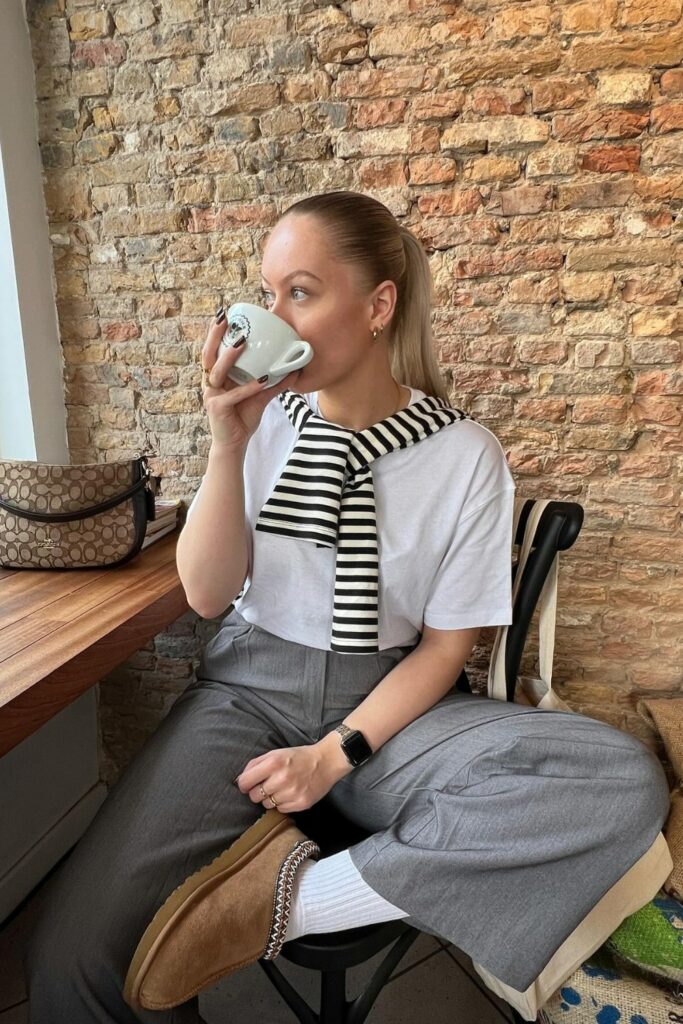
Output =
[{"x1": 0, "y1": 533, "x2": 189, "y2": 757}]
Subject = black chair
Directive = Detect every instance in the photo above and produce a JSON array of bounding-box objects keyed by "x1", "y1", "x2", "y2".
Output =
[{"x1": 259, "y1": 499, "x2": 584, "y2": 1024}]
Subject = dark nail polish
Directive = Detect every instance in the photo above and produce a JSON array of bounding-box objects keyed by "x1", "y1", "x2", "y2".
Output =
[
  {"x1": 215, "y1": 305, "x2": 224, "y2": 318},
  {"x1": 231, "y1": 334, "x2": 246, "y2": 348},
  {"x1": 258, "y1": 374, "x2": 269, "y2": 383},
  {"x1": 216, "y1": 310, "x2": 226, "y2": 325}
]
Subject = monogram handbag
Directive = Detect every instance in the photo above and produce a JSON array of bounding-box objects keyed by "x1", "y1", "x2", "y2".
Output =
[{"x1": 0, "y1": 456, "x2": 156, "y2": 570}]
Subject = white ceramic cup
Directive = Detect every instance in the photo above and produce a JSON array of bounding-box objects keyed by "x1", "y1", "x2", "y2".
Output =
[{"x1": 220, "y1": 302, "x2": 313, "y2": 387}]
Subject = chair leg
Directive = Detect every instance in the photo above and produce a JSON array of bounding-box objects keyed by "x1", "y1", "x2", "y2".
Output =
[
  {"x1": 260, "y1": 928, "x2": 420, "y2": 1024},
  {"x1": 259, "y1": 959, "x2": 319, "y2": 1024},
  {"x1": 320, "y1": 969, "x2": 347, "y2": 1024}
]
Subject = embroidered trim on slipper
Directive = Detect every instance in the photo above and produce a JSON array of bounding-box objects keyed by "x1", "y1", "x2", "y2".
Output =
[{"x1": 263, "y1": 839, "x2": 320, "y2": 960}]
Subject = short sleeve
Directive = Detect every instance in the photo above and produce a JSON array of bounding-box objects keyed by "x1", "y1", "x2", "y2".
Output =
[{"x1": 422, "y1": 486, "x2": 515, "y2": 631}]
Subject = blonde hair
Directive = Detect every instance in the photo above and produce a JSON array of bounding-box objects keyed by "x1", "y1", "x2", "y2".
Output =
[{"x1": 281, "y1": 191, "x2": 449, "y2": 403}]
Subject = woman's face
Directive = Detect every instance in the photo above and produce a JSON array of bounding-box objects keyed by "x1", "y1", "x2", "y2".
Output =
[{"x1": 259, "y1": 213, "x2": 388, "y2": 392}]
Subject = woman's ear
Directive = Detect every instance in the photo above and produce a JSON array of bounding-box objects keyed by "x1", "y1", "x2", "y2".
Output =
[{"x1": 369, "y1": 279, "x2": 398, "y2": 329}]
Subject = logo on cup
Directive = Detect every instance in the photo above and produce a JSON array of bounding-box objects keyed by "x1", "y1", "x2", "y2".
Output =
[{"x1": 228, "y1": 313, "x2": 250, "y2": 341}]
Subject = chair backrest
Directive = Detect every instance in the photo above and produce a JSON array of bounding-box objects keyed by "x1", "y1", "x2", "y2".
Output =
[{"x1": 495, "y1": 498, "x2": 583, "y2": 703}]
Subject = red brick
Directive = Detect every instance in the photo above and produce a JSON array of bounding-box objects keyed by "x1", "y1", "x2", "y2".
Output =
[
  {"x1": 569, "y1": 26, "x2": 683, "y2": 73},
  {"x1": 581, "y1": 145, "x2": 641, "y2": 173},
  {"x1": 532, "y1": 79, "x2": 591, "y2": 113},
  {"x1": 410, "y1": 91, "x2": 465, "y2": 120},
  {"x1": 507, "y1": 276, "x2": 560, "y2": 303},
  {"x1": 661, "y1": 69, "x2": 683, "y2": 96},
  {"x1": 499, "y1": 184, "x2": 553, "y2": 216},
  {"x1": 451, "y1": 369, "x2": 529, "y2": 393},
  {"x1": 553, "y1": 109, "x2": 649, "y2": 143},
  {"x1": 417, "y1": 189, "x2": 482, "y2": 217},
  {"x1": 454, "y1": 246, "x2": 563, "y2": 278},
  {"x1": 651, "y1": 102, "x2": 683, "y2": 134},
  {"x1": 620, "y1": 0, "x2": 682, "y2": 27},
  {"x1": 558, "y1": 180, "x2": 634, "y2": 210},
  {"x1": 516, "y1": 398, "x2": 567, "y2": 422},
  {"x1": 572, "y1": 396, "x2": 629, "y2": 423},
  {"x1": 409, "y1": 125, "x2": 441, "y2": 153},
  {"x1": 464, "y1": 337, "x2": 514, "y2": 363},
  {"x1": 518, "y1": 338, "x2": 568, "y2": 364},
  {"x1": 358, "y1": 158, "x2": 408, "y2": 188},
  {"x1": 621, "y1": 277, "x2": 681, "y2": 305},
  {"x1": 188, "y1": 203, "x2": 277, "y2": 232},
  {"x1": 417, "y1": 217, "x2": 499, "y2": 250},
  {"x1": 613, "y1": 532, "x2": 683, "y2": 562},
  {"x1": 634, "y1": 173, "x2": 683, "y2": 202},
  {"x1": 408, "y1": 155, "x2": 457, "y2": 184},
  {"x1": 102, "y1": 321, "x2": 141, "y2": 342},
  {"x1": 72, "y1": 39, "x2": 126, "y2": 67},
  {"x1": 634, "y1": 370, "x2": 682, "y2": 395},
  {"x1": 545, "y1": 453, "x2": 607, "y2": 475},
  {"x1": 633, "y1": 397, "x2": 682, "y2": 426},
  {"x1": 618, "y1": 454, "x2": 673, "y2": 477},
  {"x1": 469, "y1": 85, "x2": 526, "y2": 116},
  {"x1": 354, "y1": 99, "x2": 407, "y2": 129},
  {"x1": 334, "y1": 67, "x2": 431, "y2": 99}
]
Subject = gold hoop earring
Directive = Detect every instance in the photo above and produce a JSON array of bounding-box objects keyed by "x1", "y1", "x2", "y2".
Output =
[{"x1": 371, "y1": 324, "x2": 384, "y2": 342}]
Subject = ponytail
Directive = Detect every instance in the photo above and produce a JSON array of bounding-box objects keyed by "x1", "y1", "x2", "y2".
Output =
[{"x1": 391, "y1": 228, "x2": 449, "y2": 403}]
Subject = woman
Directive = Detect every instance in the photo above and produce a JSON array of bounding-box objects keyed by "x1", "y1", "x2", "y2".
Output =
[{"x1": 25, "y1": 192, "x2": 670, "y2": 1023}]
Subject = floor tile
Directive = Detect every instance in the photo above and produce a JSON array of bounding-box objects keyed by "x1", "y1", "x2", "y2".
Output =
[
  {"x1": 2, "y1": 877, "x2": 513, "y2": 1024},
  {"x1": 200, "y1": 932, "x2": 511, "y2": 1024}
]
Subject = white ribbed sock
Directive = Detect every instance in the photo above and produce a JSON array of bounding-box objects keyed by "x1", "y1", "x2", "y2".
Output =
[{"x1": 284, "y1": 849, "x2": 407, "y2": 942}]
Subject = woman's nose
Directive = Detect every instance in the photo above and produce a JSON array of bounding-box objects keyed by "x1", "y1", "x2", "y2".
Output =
[{"x1": 270, "y1": 298, "x2": 293, "y2": 327}]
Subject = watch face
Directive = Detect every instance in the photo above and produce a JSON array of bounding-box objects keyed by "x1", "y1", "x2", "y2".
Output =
[{"x1": 342, "y1": 730, "x2": 372, "y2": 767}]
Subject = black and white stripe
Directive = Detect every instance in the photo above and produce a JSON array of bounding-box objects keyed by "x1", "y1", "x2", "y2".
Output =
[{"x1": 255, "y1": 390, "x2": 469, "y2": 654}]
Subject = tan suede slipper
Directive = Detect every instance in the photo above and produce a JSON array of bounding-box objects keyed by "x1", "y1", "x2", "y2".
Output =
[{"x1": 123, "y1": 809, "x2": 319, "y2": 1011}]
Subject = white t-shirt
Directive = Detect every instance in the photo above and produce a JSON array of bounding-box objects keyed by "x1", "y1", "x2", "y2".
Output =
[{"x1": 186, "y1": 388, "x2": 515, "y2": 651}]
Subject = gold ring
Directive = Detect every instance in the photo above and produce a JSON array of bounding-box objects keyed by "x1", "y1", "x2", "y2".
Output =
[{"x1": 259, "y1": 784, "x2": 278, "y2": 808}]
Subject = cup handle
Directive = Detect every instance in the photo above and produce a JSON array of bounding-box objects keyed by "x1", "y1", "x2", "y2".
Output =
[{"x1": 269, "y1": 341, "x2": 312, "y2": 376}]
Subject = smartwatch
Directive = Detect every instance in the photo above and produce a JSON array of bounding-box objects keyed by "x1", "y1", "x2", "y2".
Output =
[{"x1": 334, "y1": 723, "x2": 373, "y2": 768}]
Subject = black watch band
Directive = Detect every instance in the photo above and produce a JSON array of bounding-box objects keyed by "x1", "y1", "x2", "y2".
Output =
[{"x1": 334, "y1": 724, "x2": 373, "y2": 768}]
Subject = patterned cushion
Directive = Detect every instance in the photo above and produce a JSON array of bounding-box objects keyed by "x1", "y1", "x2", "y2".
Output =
[
  {"x1": 541, "y1": 895, "x2": 683, "y2": 1024},
  {"x1": 541, "y1": 946, "x2": 683, "y2": 1023}
]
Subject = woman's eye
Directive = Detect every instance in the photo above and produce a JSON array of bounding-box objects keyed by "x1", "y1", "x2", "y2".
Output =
[
  {"x1": 260, "y1": 290, "x2": 274, "y2": 307},
  {"x1": 291, "y1": 287, "x2": 307, "y2": 300}
]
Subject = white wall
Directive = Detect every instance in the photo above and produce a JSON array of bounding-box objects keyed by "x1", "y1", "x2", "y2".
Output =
[{"x1": 0, "y1": 0, "x2": 68, "y2": 462}]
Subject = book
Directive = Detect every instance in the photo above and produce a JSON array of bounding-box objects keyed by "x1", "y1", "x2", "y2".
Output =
[
  {"x1": 141, "y1": 498, "x2": 182, "y2": 549},
  {"x1": 142, "y1": 521, "x2": 179, "y2": 549}
]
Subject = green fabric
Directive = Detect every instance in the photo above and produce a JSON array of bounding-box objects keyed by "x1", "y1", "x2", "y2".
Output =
[{"x1": 606, "y1": 895, "x2": 683, "y2": 983}]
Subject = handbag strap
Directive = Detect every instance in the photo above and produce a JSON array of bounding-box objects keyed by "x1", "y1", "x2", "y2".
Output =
[
  {"x1": 0, "y1": 467, "x2": 152, "y2": 524},
  {"x1": 488, "y1": 498, "x2": 556, "y2": 702}
]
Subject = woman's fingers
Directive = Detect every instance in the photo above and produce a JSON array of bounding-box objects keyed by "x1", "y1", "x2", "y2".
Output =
[
  {"x1": 207, "y1": 332, "x2": 249, "y2": 389},
  {"x1": 201, "y1": 309, "x2": 230, "y2": 373}
]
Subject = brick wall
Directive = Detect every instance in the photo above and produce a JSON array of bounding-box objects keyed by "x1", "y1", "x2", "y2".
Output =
[{"x1": 25, "y1": 0, "x2": 682, "y2": 782}]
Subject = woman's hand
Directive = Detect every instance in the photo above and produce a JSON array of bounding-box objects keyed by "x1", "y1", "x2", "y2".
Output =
[
  {"x1": 201, "y1": 309, "x2": 302, "y2": 455},
  {"x1": 235, "y1": 737, "x2": 352, "y2": 814}
]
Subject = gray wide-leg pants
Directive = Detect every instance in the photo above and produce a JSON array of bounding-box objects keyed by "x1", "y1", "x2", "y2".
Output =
[{"x1": 25, "y1": 610, "x2": 669, "y2": 1023}]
